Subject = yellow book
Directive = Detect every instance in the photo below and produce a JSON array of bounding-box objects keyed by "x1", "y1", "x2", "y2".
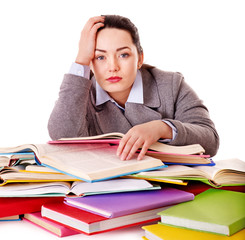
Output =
[
  {"x1": 124, "y1": 175, "x2": 188, "y2": 186},
  {"x1": 142, "y1": 224, "x2": 245, "y2": 240}
]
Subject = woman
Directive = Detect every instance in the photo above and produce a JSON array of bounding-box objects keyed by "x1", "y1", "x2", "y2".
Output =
[{"x1": 48, "y1": 15, "x2": 219, "y2": 161}]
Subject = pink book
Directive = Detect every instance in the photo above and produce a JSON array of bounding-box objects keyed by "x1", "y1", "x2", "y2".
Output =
[
  {"x1": 24, "y1": 212, "x2": 80, "y2": 237},
  {"x1": 65, "y1": 188, "x2": 194, "y2": 218}
]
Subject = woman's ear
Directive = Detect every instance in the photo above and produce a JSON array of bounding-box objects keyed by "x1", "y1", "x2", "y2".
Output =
[{"x1": 137, "y1": 52, "x2": 144, "y2": 69}]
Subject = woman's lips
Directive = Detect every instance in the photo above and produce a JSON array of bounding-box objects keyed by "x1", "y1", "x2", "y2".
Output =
[{"x1": 106, "y1": 76, "x2": 122, "y2": 83}]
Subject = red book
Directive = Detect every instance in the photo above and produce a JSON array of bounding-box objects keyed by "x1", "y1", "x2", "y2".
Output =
[
  {"x1": 0, "y1": 197, "x2": 63, "y2": 218},
  {"x1": 42, "y1": 202, "x2": 166, "y2": 235},
  {"x1": 165, "y1": 181, "x2": 245, "y2": 195}
]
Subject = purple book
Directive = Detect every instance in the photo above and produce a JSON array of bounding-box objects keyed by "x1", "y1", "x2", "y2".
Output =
[{"x1": 65, "y1": 188, "x2": 194, "y2": 218}]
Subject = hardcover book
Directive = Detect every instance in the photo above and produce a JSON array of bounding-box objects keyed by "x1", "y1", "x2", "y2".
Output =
[
  {"x1": 0, "y1": 196, "x2": 63, "y2": 218},
  {"x1": 64, "y1": 188, "x2": 194, "y2": 218},
  {"x1": 42, "y1": 201, "x2": 166, "y2": 235},
  {"x1": 142, "y1": 223, "x2": 245, "y2": 240},
  {"x1": 24, "y1": 212, "x2": 80, "y2": 237},
  {"x1": 158, "y1": 189, "x2": 245, "y2": 236}
]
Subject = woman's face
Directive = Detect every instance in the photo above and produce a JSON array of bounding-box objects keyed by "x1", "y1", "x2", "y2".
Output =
[{"x1": 91, "y1": 28, "x2": 143, "y2": 102}]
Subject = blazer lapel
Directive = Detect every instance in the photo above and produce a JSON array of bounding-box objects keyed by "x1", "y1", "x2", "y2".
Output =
[
  {"x1": 124, "y1": 68, "x2": 162, "y2": 125},
  {"x1": 95, "y1": 101, "x2": 132, "y2": 134},
  {"x1": 141, "y1": 67, "x2": 161, "y2": 108}
]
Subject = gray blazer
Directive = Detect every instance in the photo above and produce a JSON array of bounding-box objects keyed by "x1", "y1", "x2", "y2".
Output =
[{"x1": 48, "y1": 65, "x2": 219, "y2": 156}]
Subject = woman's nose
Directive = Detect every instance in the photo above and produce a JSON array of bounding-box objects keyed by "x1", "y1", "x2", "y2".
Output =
[{"x1": 108, "y1": 57, "x2": 120, "y2": 72}]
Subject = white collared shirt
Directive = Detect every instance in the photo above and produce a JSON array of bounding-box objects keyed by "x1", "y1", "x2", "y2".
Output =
[
  {"x1": 95, "y1": 70, "x2": 143, "y2": 110},
  {"x1": 69, "y1": 63, "x2": 177, "y2": 141}
]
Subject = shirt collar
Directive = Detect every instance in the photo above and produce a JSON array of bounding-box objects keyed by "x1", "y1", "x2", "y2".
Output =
[{"x1": 95, "y1": 70, "x2": 144, "y2": 107}]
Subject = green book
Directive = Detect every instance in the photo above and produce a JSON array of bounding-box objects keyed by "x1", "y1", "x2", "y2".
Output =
[{"x1": 158, "y1": 189, "x2": 245, "y2": 236}]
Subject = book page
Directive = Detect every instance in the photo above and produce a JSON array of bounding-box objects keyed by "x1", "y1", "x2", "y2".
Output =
[
  {"x1": 58, "y1": 132, "x2": 124, "y2": 141},
  {"x1": 0, "y1": 167, "x2": 80, "y2": 185},
  {"x1": 214, "y1": 158, "x2": 245, "y2": 172},
  {"x1": 49, "y1": 133, "x2": 205, "y2": 155},
  {"x1": 148, "y1": 142, "x2": 205, "y2": 155},
  {"x1": 35, "y1": 143, "x2": 109, "y2": 156},
  {"x1": 71, "y1": 178, "x2": 153, "y2": 196},
  {"x1": 38, "y1": 145, "x2": 163, "y2": 181},
  {"x1": 0, "y1": 182, "x2": 71, "y2": 196},
  {"x1": 25, "y1": 165, "x2": 62, "y2": 173},
  {"x1": 134, "y1": 165, "x2": 210, "y2": 179},
  {"x1": 194, "y1": 158, "x2": 245, "y2": 180},
  {"x1": 192, "y1": 165, "x2": 220, "y2": 179}
]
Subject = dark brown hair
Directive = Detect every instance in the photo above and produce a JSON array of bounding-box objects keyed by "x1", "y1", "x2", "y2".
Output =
[{"x1": 98, "y1": 15, "x2": 143, "y2": 54}]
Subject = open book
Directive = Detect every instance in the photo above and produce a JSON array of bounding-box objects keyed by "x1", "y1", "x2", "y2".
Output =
[
  {"x1": 130, "y1": 158, "x2": 245, "y2": 187},
  {"x1": 0, "y1": 178, "x2": 160, "y2": 197},
  {"x1": 0, "y1": 143, "x2": 164, "y2": 182},
  {"x1": 0, "y1": 152, "x2": 35, "y2": 167},
  {"x1": 49, "y1": 132, "x2": 213, "y2": 166},
  {"x1": 0, "y1": 166, "x2": 80, "y2": 186}
]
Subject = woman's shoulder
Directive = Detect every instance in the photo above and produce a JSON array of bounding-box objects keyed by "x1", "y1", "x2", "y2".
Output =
[{"x1": 141, "y1": 64, "x2": 184, "y2": 86}]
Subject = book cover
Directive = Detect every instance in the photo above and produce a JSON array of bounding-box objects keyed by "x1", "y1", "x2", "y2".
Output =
[
  {"x1": 42, "y1": 201, "x2": 164, "y2": 235},
  {"x1": 24, "y1": 212, "x2": 80, "y2": 237},
  {"x1": 0, "y1": 196, "x2": 64, "y2": 218},
  {"x1": 142, "y1": 224, "x2": 245, "y2": 240},
  {"x1": 64, "y1": 188, "x2": 194, "y2": 218},
  {"x1": 158, "y1": 189, "x2": 245, "y2": 236}
]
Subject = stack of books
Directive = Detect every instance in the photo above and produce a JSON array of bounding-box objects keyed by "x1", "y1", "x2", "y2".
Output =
[
  {"x1": 0, "y1": 132, "x2": 245, "y2": 238},
  {"x1": 38, "y1": 187, "x2": 194, "y2": 236},
  {"x1": 142, "y1": 188, "x2": 245, "y2": 239}
]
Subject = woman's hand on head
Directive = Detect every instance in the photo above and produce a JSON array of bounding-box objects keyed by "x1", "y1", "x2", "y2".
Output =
[
  {"x1": 75, "y1": 16, "x2": 105, "y2": 66},
  {"x1": 116, "y1": 120, "x2": 172, "y2": 161}
]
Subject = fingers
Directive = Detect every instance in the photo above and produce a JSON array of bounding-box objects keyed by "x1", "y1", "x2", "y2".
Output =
[
  {"x1": 76, "y1": 16, "x2": 105, "y2": 65},
  {"x1": 84, "y1": 16, "x2": 105, "y2": 33},
  {"x1": 117, "y1": 135, "x2": 150, "y2": 161},
  {"x1": 81, "y1": 16, "x2": 105, "y2": 39},
  {"x1": 85, "y1": 16, "x2": 105, "y2": 30},
  {"x1": 116, "y1": 121, "x2": 164, "y2": 161},
  {"x1": 117, "y1": 136, "x2": 143, "y2": 161},
  {"x1": 137, "y1": 143, "x2": 149, "y2": 161}
]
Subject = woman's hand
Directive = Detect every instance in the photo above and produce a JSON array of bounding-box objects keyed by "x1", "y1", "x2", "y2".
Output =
[
  {"x1": 117, "y1": 120, "x2": 172, "y2": 161},
  {"x1": 75, "y1": 16, "x2": 105, "y2": 66}
]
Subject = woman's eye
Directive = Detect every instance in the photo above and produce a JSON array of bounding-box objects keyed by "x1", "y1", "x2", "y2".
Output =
[
  {"x1": 120, "y1": 53, "x2": 129, "y2": 58},
  {"x1": 96, "y1": 56, "x2": 105, "y2": 60}
]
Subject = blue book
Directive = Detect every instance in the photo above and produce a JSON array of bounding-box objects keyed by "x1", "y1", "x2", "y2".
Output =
[{"x1": 0, "y1": 215, "x2": 21, "y2": 221}]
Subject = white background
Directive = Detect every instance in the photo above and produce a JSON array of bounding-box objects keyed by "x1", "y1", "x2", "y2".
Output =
[{"x1": 0, "y1": 0, "x2": 244, "y2": 239}]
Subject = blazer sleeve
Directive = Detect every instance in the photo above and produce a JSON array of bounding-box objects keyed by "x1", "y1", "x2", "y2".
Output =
[
  {"x1": 164, "y1": 72, "x2": 219, "y2": 157},
  {"x1": 47, "y1": 74, "x2": 92, "y2": 140}
]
